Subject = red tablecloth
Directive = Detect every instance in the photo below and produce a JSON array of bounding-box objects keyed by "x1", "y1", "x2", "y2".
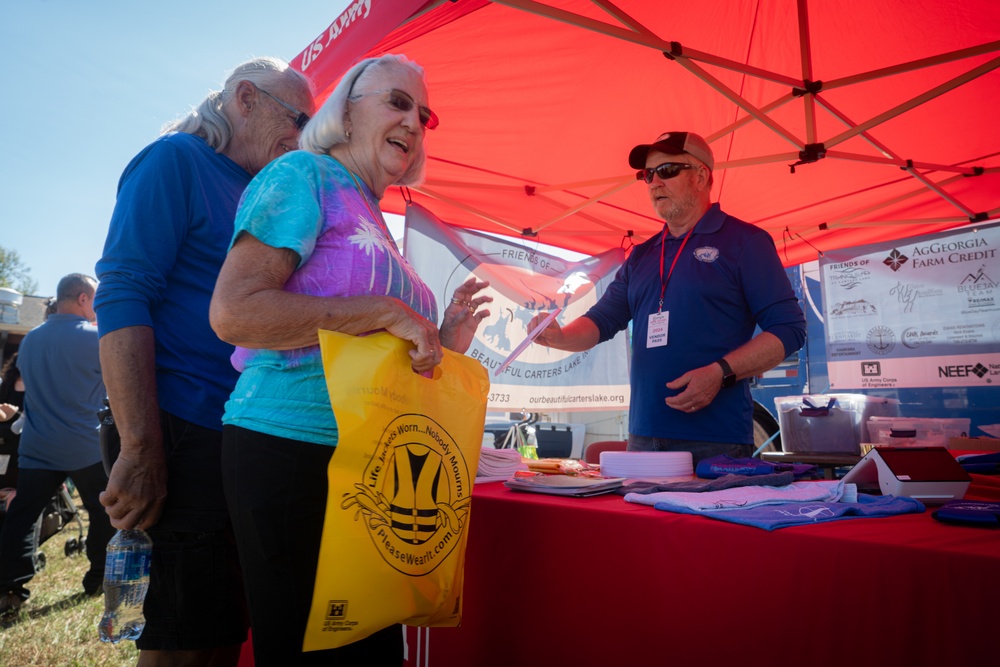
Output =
[{"x1": 403, "y1": 477, "x2": 1000, "y2": 667}]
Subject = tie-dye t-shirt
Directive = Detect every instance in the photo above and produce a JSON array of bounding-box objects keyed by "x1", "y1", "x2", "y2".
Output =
[{"x1": 222, "y1": 151, "x2": 437, "y2": 446}]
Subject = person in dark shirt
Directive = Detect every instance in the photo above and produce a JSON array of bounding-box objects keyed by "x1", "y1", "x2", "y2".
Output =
[{"x1": 529, "y1": 132, "x2": 806, "y2": 464}]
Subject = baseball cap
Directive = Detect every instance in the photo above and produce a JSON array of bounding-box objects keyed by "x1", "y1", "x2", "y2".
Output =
[{"x1": 628, "y1": 131, "x2": 714, "y2": 171}]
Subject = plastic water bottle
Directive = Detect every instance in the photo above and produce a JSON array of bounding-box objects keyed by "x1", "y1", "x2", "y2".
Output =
[{"x1": 98, "y1": 529, "x2": 152, "y2": 643}]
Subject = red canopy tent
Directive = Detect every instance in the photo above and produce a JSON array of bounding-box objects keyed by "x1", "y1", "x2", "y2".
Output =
[{"x1": 291, "y1": 0, "x2": 1000, "y2": 265}]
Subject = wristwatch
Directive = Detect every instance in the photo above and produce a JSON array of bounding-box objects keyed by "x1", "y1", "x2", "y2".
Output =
[{"x1": 716, "y1": 358, "x2": 737, "y2": 388}]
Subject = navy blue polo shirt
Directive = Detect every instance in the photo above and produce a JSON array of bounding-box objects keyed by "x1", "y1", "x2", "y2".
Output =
[{"x1": 585, "y1": 204, "x2": 805, "y2": 444}]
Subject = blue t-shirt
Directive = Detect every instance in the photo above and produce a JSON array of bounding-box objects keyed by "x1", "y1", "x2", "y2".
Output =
[
  {"x1": 223, "y1": 151, "x2": 438, "y2": 445},
  {"x1": 585, "y1": 204, "x2": 806, "y2": 444},
  {"x1": 17, "y1": 314, "x2": 105, "y2": 470},
  {"x1": 94, "y1": 133, "x2": 250, "y2": 430}
]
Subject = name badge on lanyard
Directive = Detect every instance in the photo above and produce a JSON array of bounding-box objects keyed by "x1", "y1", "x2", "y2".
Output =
[
  {"x1": 646, "y1": 224, "x2": 695, "y2": 349},
  {"x1": 647, "y1": 311, "x2": 669, "y2": 348}
]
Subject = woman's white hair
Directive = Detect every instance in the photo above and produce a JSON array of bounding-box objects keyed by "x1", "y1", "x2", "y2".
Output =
[
  {"x1": 299, "y1": 54, "x2": 428, "y2": 186},
  {"x1": 162, "y1": 56, "x2": 308, "y2": 152}
]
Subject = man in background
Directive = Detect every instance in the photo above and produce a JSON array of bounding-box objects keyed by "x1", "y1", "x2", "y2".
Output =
[{"x1": 0, "y1": 273, "x2": 112, "y2": 616}]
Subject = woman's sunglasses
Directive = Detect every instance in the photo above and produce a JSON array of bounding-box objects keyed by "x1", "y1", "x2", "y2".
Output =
[
  {"x1": 351, "y1": 88, "x2": 439, "y2": 130},
  {"x1": 636, "y1": 162, "x2": 695, "y2": 184}
]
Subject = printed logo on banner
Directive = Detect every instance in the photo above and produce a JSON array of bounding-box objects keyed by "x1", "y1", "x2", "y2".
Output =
[
  {"x1": 910, "y1": 237, "x2": 995, "y2": 269},
  {"x1": 889, "y1": 281, "x2": 943, "y2": 314},
  {"x1": 866, "y1": 326, "x2": 895, "y2": 355},
  {"x1": 825, "y1": 261, "x2": 871, "y2": 290},
  {"x1": 341, "y1": 414, "x2": 470, "y2": 576},
  {"x1": 958, "y1": 266, "x2": 998, "y2": 312},
  {"x1": 861, "y1": 361, "x2": 881, "y2": 376},
  {"x1": 859, "y1": 360, "x2": 898, "y2": 388},
  {"x1": 883, "y1": 249, "x2": 909, "y2": 272},
  {"x1": 937, "y1": 362, "x2": 991, "y2": 381},
  {"x1": 830, "y1": 299, "x2": 877, "y2": 317},
  {"x1": 901, "y1": 327, "x2": 938, "y2": 349}
]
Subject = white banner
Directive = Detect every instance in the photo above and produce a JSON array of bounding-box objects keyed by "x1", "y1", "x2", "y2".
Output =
[
  {"x1": 404, "y1": 203, "x2": 630, "y2": 411},
  {"x1": 820, "y1": 221, "x2": 1000, "y2": 389}
]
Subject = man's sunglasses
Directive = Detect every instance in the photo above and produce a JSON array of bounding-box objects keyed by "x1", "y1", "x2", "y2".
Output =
[
  {"x1": 252, "y1": 83, "x2": 310, "y2": 131},
  {"x1": 636, "y1": 162, "x2": 695, "y2": 184},
  {"x1": 351, "y1": 88, "x2": 439, "y2": 130}
]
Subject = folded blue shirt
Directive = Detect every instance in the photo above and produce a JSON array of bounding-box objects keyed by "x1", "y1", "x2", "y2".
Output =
[
  {"x1": 932, "y1": 500, "x2": 1000, "y2": 527},
  {"x1": 653, "y1": 493, "x2": 925, "y2": 530},
  {"x1": 695, "y1": 454, "x2": 817, "y2": 480},
  {"x1": 956, "y1": 452, "x2": 1000, "y2": 475}
]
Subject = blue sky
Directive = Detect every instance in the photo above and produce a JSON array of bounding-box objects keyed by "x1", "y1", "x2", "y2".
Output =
[{"x1": 0, "y1": 0, "x2": 353, "y2": 297}]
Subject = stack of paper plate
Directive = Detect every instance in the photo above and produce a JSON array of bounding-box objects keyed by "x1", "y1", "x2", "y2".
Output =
[{"x1": 599, "y1": 451, "x2": 693, "y2": 480}]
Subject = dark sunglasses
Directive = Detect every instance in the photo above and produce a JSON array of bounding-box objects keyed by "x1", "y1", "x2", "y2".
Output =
[
  {"x1": 252, "y1": 83, "x2": 310, "y2": 131},
  {"x1": 351, "y1": 88, "x2": 439, "y2": 130},
  {"x1": 636, "y1": 162, "x2": 695, "y2": 184}
]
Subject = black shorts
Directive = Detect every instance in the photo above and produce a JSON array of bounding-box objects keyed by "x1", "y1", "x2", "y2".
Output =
[
  {"x1": 222, "y1": 425, "x2": 403, "y2": 665},
  {"x1": 136, "y1": 411, "x2": 248, "y2": 651}
]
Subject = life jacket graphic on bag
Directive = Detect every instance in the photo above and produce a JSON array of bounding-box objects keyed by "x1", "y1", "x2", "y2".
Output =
[
  {"x1": 388, "y1": 445, "x2": 444, "y2": 545},
  {"x1": 341, "y1": 414, "x2": 471, "y2": 576}
]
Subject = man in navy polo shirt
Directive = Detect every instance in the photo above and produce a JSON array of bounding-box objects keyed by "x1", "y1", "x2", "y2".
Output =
[{"x1": 529, "y1": 131, "x2": 806, "y2": 463}]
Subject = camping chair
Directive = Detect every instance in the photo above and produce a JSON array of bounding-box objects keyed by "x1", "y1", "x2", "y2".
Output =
[{"x1": 583, "y1": 440, "x2": 627, "y2": 464}]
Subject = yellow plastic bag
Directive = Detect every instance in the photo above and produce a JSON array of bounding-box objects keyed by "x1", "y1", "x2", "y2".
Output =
[{"x1": 303, "y1": 330, "x2": 489, "y2": 652}]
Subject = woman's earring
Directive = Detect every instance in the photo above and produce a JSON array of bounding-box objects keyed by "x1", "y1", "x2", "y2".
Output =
[{"x1": 346, "y1": 129, "x2": 351, "y2": 139}]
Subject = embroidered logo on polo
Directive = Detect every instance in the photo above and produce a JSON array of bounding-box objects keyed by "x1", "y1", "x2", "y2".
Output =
[
  {"x1": 693, "y1": 246, "x2": 720, "y2": 262},
  {"x1": 341, "y1": 414, "x2": 471, "y2": 575}
]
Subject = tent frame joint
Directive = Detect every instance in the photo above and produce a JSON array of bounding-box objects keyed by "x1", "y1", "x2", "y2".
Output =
[
  {"x1": 662, "y1": 42, "x2": 684, "y2": 61},
  {"x1": 963, "y1": 166, "x2": 986, "y2": 178},
  {"x1": 792, "y1": 79, "x2": 823, "y2": 97},
  {"x1": 789, "y1": 143, "x2": 827, "y2": 173}
]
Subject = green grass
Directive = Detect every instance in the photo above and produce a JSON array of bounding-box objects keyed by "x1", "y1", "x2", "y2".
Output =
[{"x1": 0, "y1": 492, "x2": 139, "y2": 667}]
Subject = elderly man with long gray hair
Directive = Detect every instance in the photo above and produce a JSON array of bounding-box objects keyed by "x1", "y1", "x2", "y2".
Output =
[{"x1": 94, "y1": 56, "x2": 314, "y2": 666}]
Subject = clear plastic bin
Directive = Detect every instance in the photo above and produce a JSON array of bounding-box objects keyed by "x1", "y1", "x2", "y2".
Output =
[
  {"x1": 775, "y1": 394, "x2": 900, "y2": 454},
  {"x1": 866, "y1": 417, "x2": 971, "y2": 448}
]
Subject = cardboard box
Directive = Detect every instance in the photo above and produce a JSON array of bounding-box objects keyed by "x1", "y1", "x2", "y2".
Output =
[{"x1": 949, "y1": 437, "x2": 1000, "y2": 452}]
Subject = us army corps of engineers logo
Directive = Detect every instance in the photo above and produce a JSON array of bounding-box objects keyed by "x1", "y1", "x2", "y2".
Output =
[{"x1": 341, "y1": 414, "x2": 471, "y2": 576}]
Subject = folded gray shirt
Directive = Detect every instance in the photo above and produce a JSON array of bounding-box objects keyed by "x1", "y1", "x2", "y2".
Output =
[{"x1": 615, "y1": 471, "x2": 795, "y2": 496}]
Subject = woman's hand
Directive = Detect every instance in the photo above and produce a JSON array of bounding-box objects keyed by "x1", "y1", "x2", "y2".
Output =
[
  {"x1": 439, "y1": 278, "x2": 492, "y2": 354},
  {"x1": 381, "y1": 299, "x2": 445, "y2": 374}
]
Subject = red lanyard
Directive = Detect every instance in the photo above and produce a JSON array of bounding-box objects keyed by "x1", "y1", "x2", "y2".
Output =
[{"x1": 657, "y1": 224, "x2": 695, "y2": 313}]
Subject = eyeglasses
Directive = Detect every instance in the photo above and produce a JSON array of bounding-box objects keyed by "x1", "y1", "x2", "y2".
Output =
[
  {"x1": 636, "y1": 162, "x2": 695, "y2": 184},
  {"x1": 350, "y1": 88, "x2": 439, "y2": 130},
  {"x1": 251, "y1": 83, "x2": 310, "y2": 131}
]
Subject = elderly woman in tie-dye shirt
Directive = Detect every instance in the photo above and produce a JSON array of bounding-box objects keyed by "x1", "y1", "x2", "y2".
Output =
[{"x1": 209, "y1": 54, "x2": 490, "y2": 664}]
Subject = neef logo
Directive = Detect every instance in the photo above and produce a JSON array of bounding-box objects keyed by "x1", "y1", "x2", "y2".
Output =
[{"x1": 938, "y1": 363, "x2": 989, "y2": 379}]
